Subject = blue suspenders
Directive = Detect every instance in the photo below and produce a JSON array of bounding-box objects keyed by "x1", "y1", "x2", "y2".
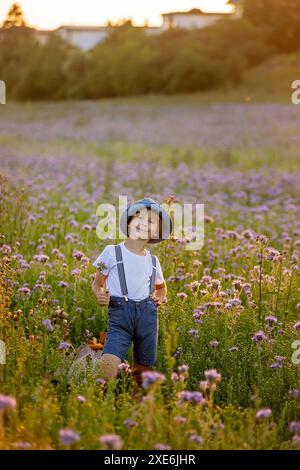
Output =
[{"x1": 114, "y1": 244, "x2": 157, "y2": 302}]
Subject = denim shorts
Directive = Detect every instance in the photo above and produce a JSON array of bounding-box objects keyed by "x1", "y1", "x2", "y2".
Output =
[{"x1": 103, "y1": 295, "x2": 158, "y2": 366}]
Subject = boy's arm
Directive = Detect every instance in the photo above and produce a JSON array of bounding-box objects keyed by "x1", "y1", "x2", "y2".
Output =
[
  {"x1": 151, "y1": 281, "x2": 168, "y2": 307},
  {"x1": 92, "y1": 271, "x2": 110, "y2": 306}
]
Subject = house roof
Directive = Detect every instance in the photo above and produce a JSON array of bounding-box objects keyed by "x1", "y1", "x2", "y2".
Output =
[
  {"x1": 53, "y1": 24, "x2": 161, "y2": 32},
  {"x1": 162, "y1": 8, "x2": 232, "y2": 17},
  {"x1": 54, "y1": 25, "x2": 108, "y2": 32}
]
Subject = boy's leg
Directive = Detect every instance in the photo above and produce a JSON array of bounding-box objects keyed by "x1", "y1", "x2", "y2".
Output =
[
  {"x1": 98, "y1": 353, "x2": 122, "y2": 381},
  {"x1": 99, "y1": 304, "x2": 133, "y2": 381},
  {"x1": 132, "y1": 299, "x2": 158, "y2": 388}
]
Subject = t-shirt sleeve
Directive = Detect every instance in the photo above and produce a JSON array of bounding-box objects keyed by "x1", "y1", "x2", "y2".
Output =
[
  {"x1": 155, "y1": 256, "x2": 165, "y2": 285},
  {"x1": 92, "y1": 245, "x2": 112, "y2": 276}
]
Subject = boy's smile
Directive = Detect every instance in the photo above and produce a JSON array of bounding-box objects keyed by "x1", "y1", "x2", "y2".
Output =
[{"x1": 129, "y1": 207, "x2": 160, "y2": 241}]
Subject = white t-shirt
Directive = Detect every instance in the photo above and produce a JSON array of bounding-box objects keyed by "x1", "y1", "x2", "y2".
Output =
[{"x1": 92, "y1": 241, "x2": 165, "y2": 301}]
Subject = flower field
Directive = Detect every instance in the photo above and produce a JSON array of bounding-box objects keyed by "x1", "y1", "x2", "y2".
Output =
[{"x1": 0, "y1": 99, "x2": 300, "y2": 450}]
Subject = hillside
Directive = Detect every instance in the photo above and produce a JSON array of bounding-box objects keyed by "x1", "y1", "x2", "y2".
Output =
[{"x1": 90, "y1": 51, "x2": 300, "y2": 106}]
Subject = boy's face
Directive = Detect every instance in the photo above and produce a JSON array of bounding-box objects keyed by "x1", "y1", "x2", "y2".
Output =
[{"x1": 129, "y1": 207, "x2": 160, "y2": 241}]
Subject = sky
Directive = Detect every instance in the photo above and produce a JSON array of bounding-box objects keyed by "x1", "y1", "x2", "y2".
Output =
[{"x1": 0, "y1": 1, "x2": 233, "y2": 30}]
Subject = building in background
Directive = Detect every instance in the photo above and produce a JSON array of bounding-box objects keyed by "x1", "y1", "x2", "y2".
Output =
[
  {"x1": 53, "y1": 25, "x2": 109, "y2": 51},
  {"x1": 161, "y1": 8, "x2": 234, "y2": 31},
  {"x1": 32, "y1": 24, "x2": 161, "y2": 50},
  {"x1": 10, "y1": 3, "x2": 244, "y2": 51},
  {"x1": 53, "y1": 24, "x2": 161, "y2": 51}
]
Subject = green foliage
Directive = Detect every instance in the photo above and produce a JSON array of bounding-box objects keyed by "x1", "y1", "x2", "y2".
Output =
[
  {"x1": 243, "y1": 0, "x2": 300, "y2": 53},
  {"x1": 16, "y1": 35, "x2": 76, "y2": 101},
  {"x1": 0, "y1": 16, "x2": 284, "y2": 100}
]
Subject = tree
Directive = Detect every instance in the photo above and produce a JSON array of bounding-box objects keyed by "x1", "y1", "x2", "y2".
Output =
[
  {"x1": 2, "y1": 2, "x2": 27, "y2": 28},
  {"x1": 16, "y1": 35, "x2": 72, "y2": 100},
  {"x1": 243, "y1": 0, "x2": 300, "y2": 52}
]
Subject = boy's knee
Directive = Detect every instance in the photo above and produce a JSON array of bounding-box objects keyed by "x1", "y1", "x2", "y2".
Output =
[{"x1": 98, "y1": 353, "x2": 122, "y2": 381}]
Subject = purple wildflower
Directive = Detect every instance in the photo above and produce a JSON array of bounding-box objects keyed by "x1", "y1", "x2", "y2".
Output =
[
  {"x1": 0, "y1": 394, "x2": 17, "y2": 410},
  {"x1": 96, "y1": 378, "x2": 106, "y2": 384},
  {"x1": 123, "y1": 418, "x2": 139, "y2": 428},
  {"x1": 265, "y1": 315, "x2": 278, "y2": 326},
  {"x1": 293, "y1": 321, "x2": 300, "y2": 331},
  {"x1": 58, "y1": 428, "x2": 80, "y2": 446},
  {"x1": 99, "y1": 434, "x2": 123, "y2": 450},
  {"x1": 0, "y1": 244, "x2": 12, "y2": 254},
  {"x1": 251, "y1": 331, "x2": 267, "y2": 342},
  {"x1": 141, "y1": 371, "x2": 165, "y2": 389},
  {"x1": 177, "y1": 292, "x2": 188, "y2": 299},
  {"x1": 73, "y1": 251, "x2": 84, "y2": 260},
  {"x1": 256, "y1": 408, "x2": 272, "y2": 420},
  {"x1": 77, "y1": 395, "x2": 86, "y2": 403},
  {"x1": 199, "y1": 380, "x2": 209, "y2": 391},
  {"x1": 42, "y1": 319, "x2": 54, "y2": 332},
  {"x1": 226, "y1": 298, "x2": 242, "y2": 307},
  {"x1": 58, "y1": 342, "x2": 71, "y2": 351},
  {"x1": 271, "y1": 362, "x2": 283, "y2": 369},
  {"x1": 289, "y1": 422, "x2": 300, "y2": 435},
  {"x1": 20, "y1": 262, "x2": 30, "y2": 270},
  {"x1": 18, "y1": 287, "x2": 31, "y2": 296},
  {"x1": 71, "y1": 268, "x2": 81, "y2": 276},
  {"x1": 178, "y1": 391, "x2": 206, "y2": 405},
  {"x1": 204, "y1": 369, "x2": 222, "y2": 384},
  {"x1": 188, "y1": 329, "x2": 199, "y2": 339},
  {"x1": 189, "y1": 434, "x2": 204, "y2": 445},
  {"x1": 275, "y1": 356, "x2": 286, "y2": 363},
  {"x1": 58, "y1": 281, "x2": 69, "y2": 288},
  {"x1": 33, "y1": 254, "x2": 49, "y2": 263}
]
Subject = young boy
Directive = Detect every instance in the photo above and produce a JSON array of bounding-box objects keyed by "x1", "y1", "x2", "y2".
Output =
[{"x1": 91, "y1": 198, "x2": 172, "y2": 386}]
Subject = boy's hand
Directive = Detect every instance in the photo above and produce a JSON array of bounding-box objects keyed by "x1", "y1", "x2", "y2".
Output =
[
  {"x1": 150, "y1": 293, "x2": 167, "y2": 308},
  {"x1": 96, "y1": 287, "x2": 110, "y2": 306},
  {"x1": 150, "y1": 282, "x2": 168, "y2": 308}
]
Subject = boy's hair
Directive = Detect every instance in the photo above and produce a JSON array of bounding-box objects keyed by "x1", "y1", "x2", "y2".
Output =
[{"x1": 127, "y1": 207, "x2": 163, "y2": 243}]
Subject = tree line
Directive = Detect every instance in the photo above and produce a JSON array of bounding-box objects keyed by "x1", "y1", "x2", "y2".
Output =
[{"x1": 0, "y1": 1, "x2": 299, "y2": 100}]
